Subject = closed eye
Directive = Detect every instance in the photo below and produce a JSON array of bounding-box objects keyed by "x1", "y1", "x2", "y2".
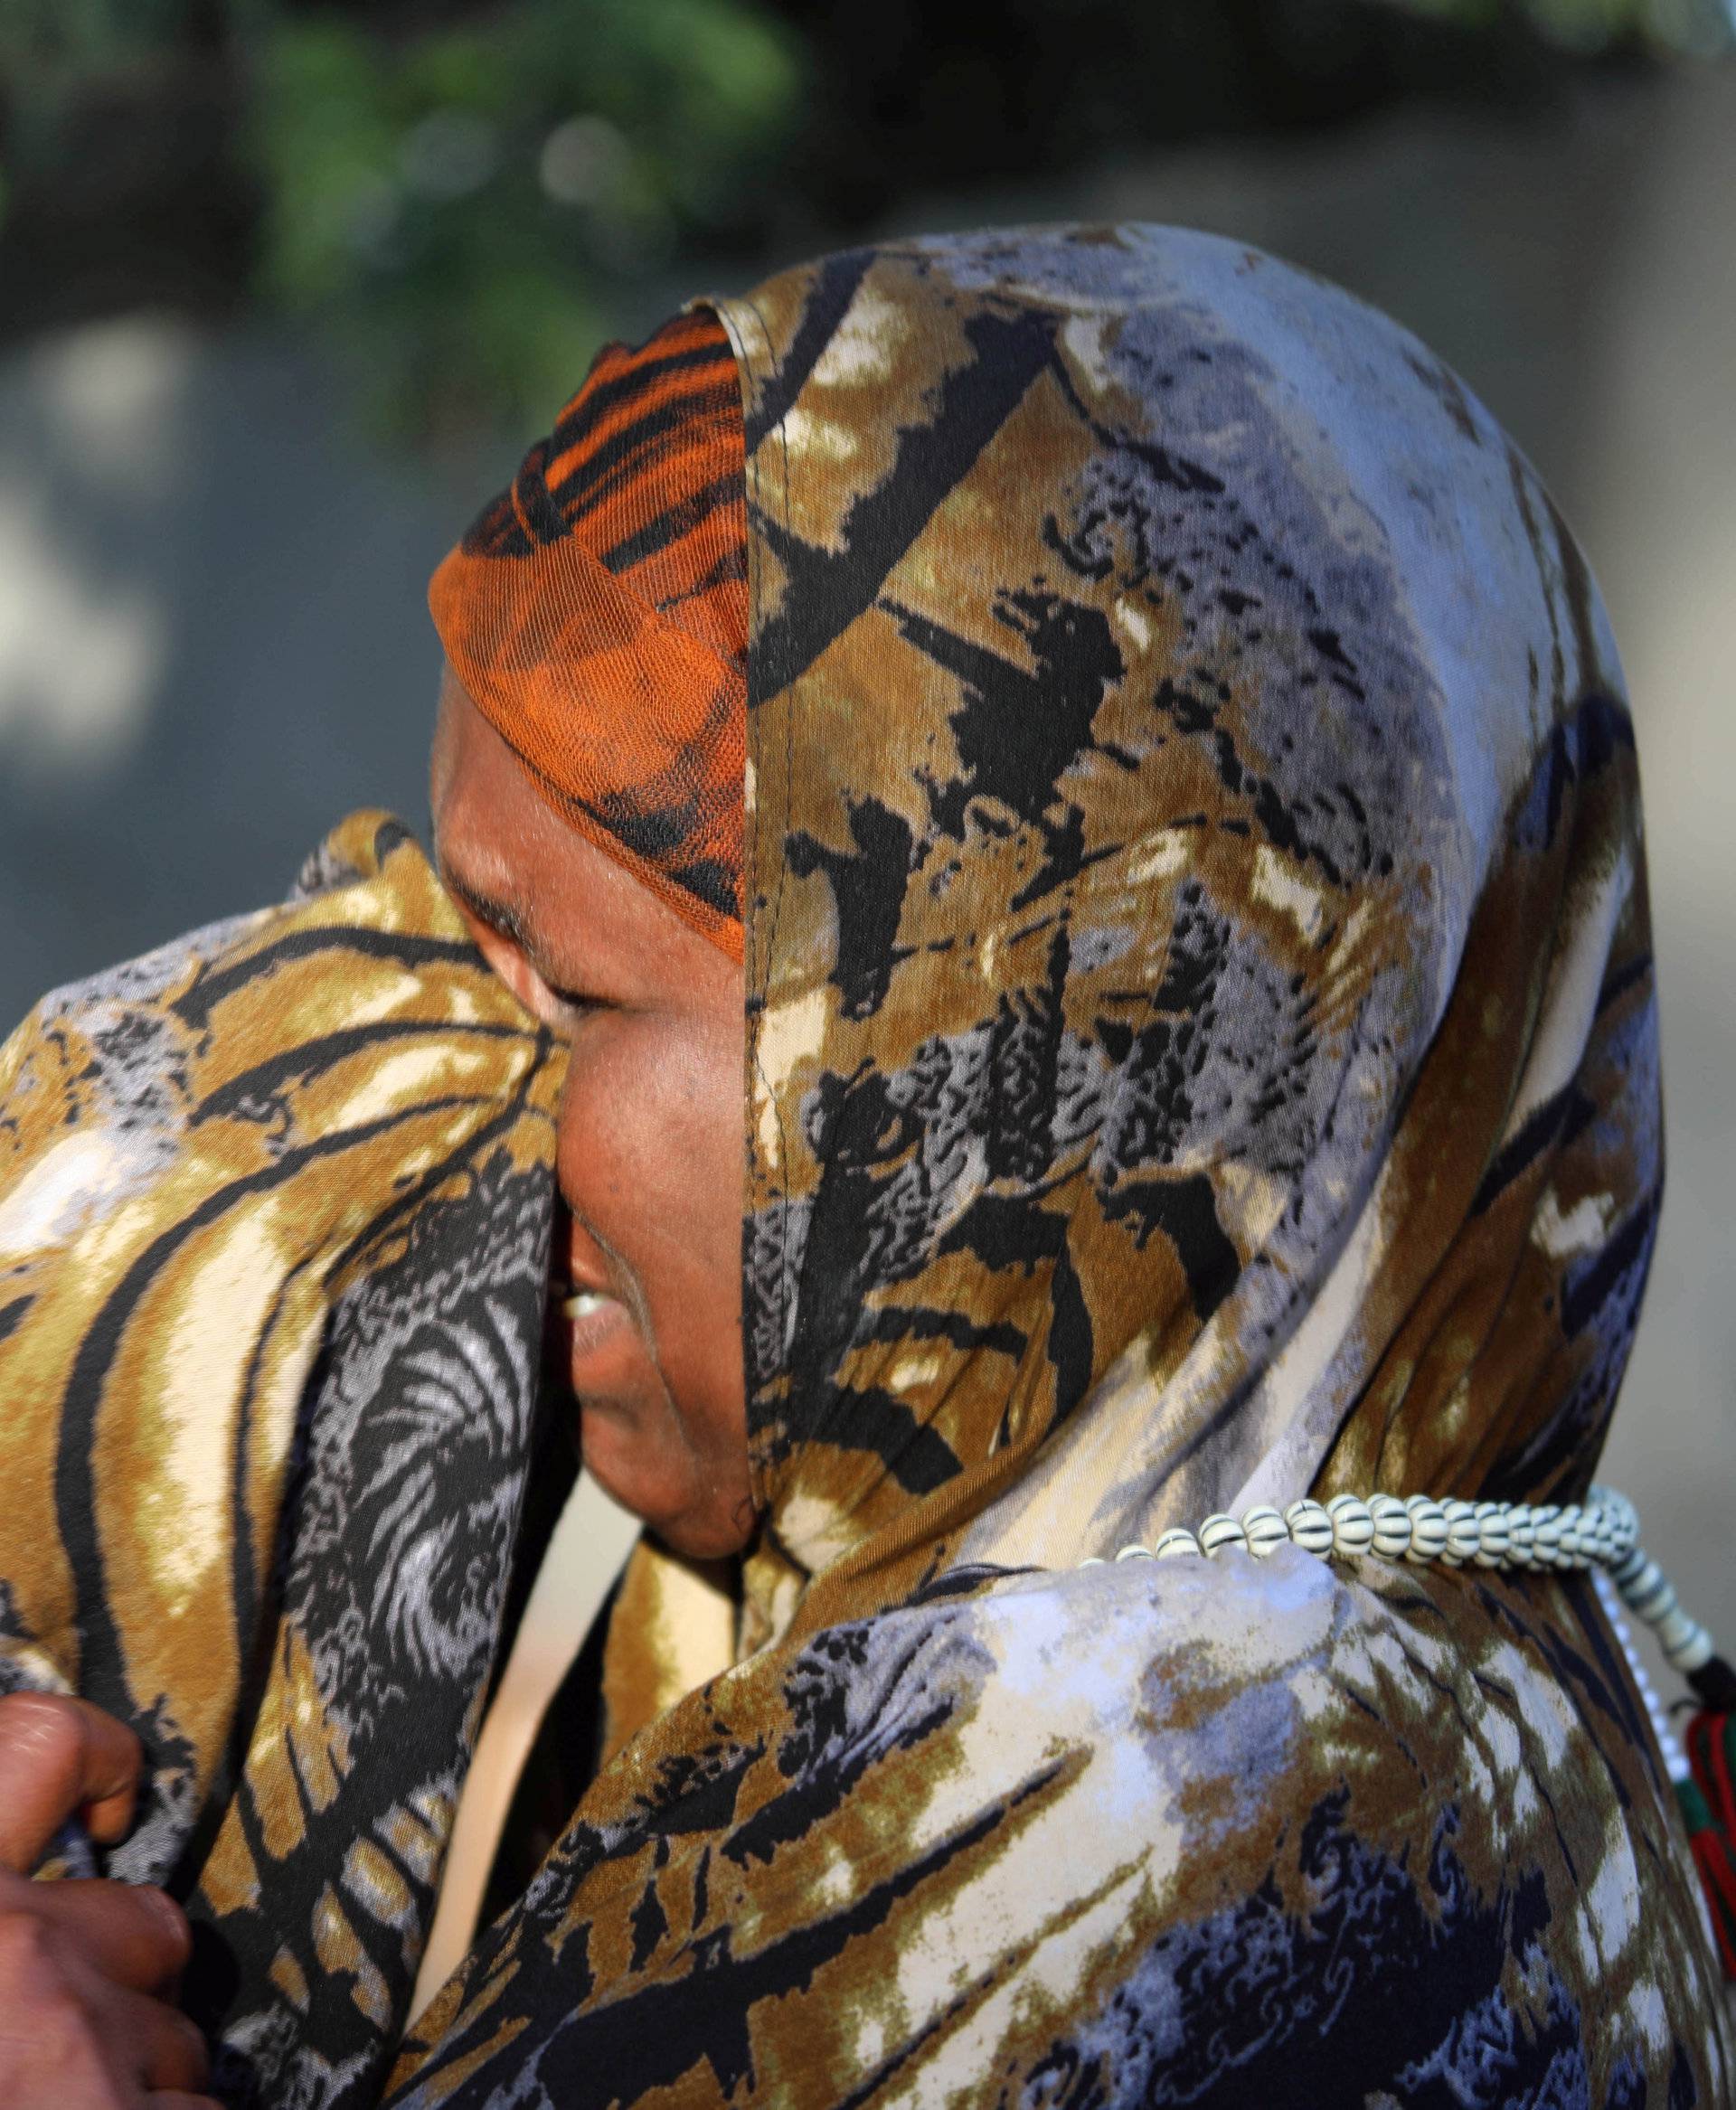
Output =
[
  {"x1": 438, "y1": 868, "x2": 610, "y2": 1023},
  {"x1": 546, "y1": 981, "x2": 604, "y2": 1019}
]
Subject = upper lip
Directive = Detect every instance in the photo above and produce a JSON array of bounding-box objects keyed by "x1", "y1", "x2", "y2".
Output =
[
  {"x1": 552, "y1": 1262, "x2": 618, "y2": 1301},
  {"x1": 551, "y1": 1215, "x2": 621, "y2": 1304}
]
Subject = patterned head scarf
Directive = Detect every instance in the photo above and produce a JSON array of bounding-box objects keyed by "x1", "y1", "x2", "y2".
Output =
[
  {"x1": 429, "y1": 309, "x2": 749, "y2": 958},
  {"x1": 691, "y1": 229, "x2": 1668, "y2": 1657},
  {"x1": 432, "y1": 236, "x2": 1665, "y2": 1663}
]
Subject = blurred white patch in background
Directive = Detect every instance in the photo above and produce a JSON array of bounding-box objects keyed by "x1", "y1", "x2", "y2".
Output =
[
  {"x1": 0, "y1": 314, "x2": 450, "y2": 1023},
  {"x1": 0, "y1": 318, "x2": 189, "y2": 776},
  {"x1": 0, "y1": 511, "x2": 163, "y2": 769}
]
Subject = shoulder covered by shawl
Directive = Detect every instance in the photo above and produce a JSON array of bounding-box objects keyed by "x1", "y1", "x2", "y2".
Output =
[
  {"x1": 0, "y1": 810, "x2": 570, "y2": 2105},
  {"x1": 394, "y1": 1548, "x2": 1722, "y2": 2105}
]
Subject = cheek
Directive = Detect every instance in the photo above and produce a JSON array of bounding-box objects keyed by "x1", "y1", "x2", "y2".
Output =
[
  {"x1": 554, "y1": 1050, "x2": 643, "y2": 1224},
  {"x1": 554, "y1": 1021, "x2": 743, "y2": 1310}
]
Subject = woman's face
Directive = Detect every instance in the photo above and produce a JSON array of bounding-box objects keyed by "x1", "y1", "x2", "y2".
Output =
[{"x1": 429, "y1": 668, "x2": 753, "y2": 1558}]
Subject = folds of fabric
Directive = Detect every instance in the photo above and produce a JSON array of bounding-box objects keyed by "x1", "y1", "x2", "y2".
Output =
[
  {"x1": 386, "y1": 228, "x2": 1731, "y2": 2105},
  {"x1": 429, "y1": 309, "x2": 748, "y2": 960},
  {"x1": 392, "y1": 1546, "x2": 1722, "y2": 2109},
  {"x1": 0, "y1": 812, "x2": 564, "y2": 2107},
  {"x1": 718, "y1": 233, "x2": 1661, "y2": 1642}
]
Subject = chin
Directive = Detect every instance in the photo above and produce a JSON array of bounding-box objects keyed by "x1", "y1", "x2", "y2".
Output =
[
  {"x1": 578, "y1": 1399, "x2": 693, "y2": 1535},
  {"x1": 577, "y1": 1408, "x2": 754, "y2": 1560},
  {"x1": 649, "y1": 1510, "x2": 757, "y2": 1562}
]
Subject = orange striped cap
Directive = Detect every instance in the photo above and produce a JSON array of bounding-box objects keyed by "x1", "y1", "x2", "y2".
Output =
[{"x1": 429, "y1": 308, "x2": 748, "y2": 962}]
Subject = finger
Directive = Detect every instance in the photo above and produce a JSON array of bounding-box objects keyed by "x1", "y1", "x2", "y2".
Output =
[
  {"x1": 32, "y1": 1882, "x2": 190, "y2": 1996},
  {"x1": 98, "y1": 1983, "x2": 208, "y2": 2096},
  {"x1": 147, "y1": 2096, "x2": 223, "y2": 2108},
  {"x1": 0, "y1": 1698, "x2": 141, "y2": 1872}
]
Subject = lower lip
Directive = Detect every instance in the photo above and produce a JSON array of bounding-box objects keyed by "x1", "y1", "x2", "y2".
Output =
[{"x1": 553, "y1": 1287, "x2": 637, "y2": 1387}]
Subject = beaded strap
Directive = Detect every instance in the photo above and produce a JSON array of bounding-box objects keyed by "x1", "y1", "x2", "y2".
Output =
[
  {"x1": 1082, "y1": 1481, "x2": 1736, "y2": 1979},
  {"x1": 1082, "y1": 1484, "x2": 1718, "y2": 1680}
]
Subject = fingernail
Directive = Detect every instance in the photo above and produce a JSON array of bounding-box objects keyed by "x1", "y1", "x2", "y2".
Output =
[{"x1": 143, "y1": 1884, "x2": 190, "y2": 1950}]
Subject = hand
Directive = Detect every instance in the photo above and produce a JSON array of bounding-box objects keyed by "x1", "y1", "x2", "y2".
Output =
[{"x1": 0, "y1": 1692, "x2": 215, "y2": 2106}]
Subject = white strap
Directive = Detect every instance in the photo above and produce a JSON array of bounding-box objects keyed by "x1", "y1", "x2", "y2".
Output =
[{"x1": 1086, "y1": 1484, "x2": 1719, "y2": 1683}]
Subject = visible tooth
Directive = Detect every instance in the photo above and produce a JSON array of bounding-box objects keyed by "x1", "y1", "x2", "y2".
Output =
[{"x1": 562, "y1": 1289, "x2": 612, "y2": 1321}]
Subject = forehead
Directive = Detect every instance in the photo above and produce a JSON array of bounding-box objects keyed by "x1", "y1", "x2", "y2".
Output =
[{"x1": 431, "y1": 668, "x2": 680, "y2": 973}]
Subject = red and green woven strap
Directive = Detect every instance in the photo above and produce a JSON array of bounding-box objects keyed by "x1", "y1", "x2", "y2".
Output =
[{"x1": 1679, "y1": 1710, "x2": 1736, "y2": 1978}]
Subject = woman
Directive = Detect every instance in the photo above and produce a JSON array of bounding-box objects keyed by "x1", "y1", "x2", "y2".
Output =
[{"x1": 0, "y1": 225, "x2": 1728, "y2": 2106}]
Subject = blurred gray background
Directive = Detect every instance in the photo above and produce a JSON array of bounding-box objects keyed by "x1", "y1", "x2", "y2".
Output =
[{"x1": 1, "y1": 13, "x2": 1731, "y2": 1695}]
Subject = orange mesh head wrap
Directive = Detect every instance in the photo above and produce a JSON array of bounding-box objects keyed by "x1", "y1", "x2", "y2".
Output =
[{"x1": 429, "y1": 309, "x2": 748, "y2": 960}]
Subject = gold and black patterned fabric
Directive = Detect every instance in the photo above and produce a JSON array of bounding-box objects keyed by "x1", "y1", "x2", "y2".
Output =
[
  {"x1": 0, "y1": 814, "x2": 566, "y2": 2105},
  {"x1": 2, "y1": 225, "x2": 1731, "y2": 2108}
]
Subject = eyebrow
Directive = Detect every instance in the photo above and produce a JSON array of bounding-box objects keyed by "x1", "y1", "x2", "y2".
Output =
[
  {"x1": 440, "y1": 865, "x2": 546, "y2": 964},
  {"x1": 439, "y1": 860, "x2": 613, "y2": 1015}
]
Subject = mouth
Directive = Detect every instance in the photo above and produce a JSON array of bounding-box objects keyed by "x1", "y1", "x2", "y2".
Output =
[
  {"x1": 547, "y1": 1269, "x2": 638, "y2": 1390},
  {"x1": 547, "y1": 1195, "x2": 650, "y2": 1396}
]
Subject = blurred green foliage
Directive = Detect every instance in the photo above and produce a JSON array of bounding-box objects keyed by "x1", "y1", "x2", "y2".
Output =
[
  {"x1": 251, "y1": 3, "x2": 803, "y2": 438},
  {"x1": 0, "y1": 0, "x2": 1728, "y2": 443},
  {"x1": 0, "y1": 0, "x2": 804, "y2": 438}
]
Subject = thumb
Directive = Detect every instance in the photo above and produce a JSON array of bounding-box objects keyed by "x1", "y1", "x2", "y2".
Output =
[{"x1": 0, "y1": 1692, "x2": 142, "y2": 1872}]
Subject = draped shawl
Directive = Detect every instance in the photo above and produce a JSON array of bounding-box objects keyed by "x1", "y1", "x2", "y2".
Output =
[
  {"x1": 0, "y1": 815, "x2": 565, "y2": 2103},
  {"x1": 0, "y1": 226, "x2": 1728, "y2": 2106}
]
